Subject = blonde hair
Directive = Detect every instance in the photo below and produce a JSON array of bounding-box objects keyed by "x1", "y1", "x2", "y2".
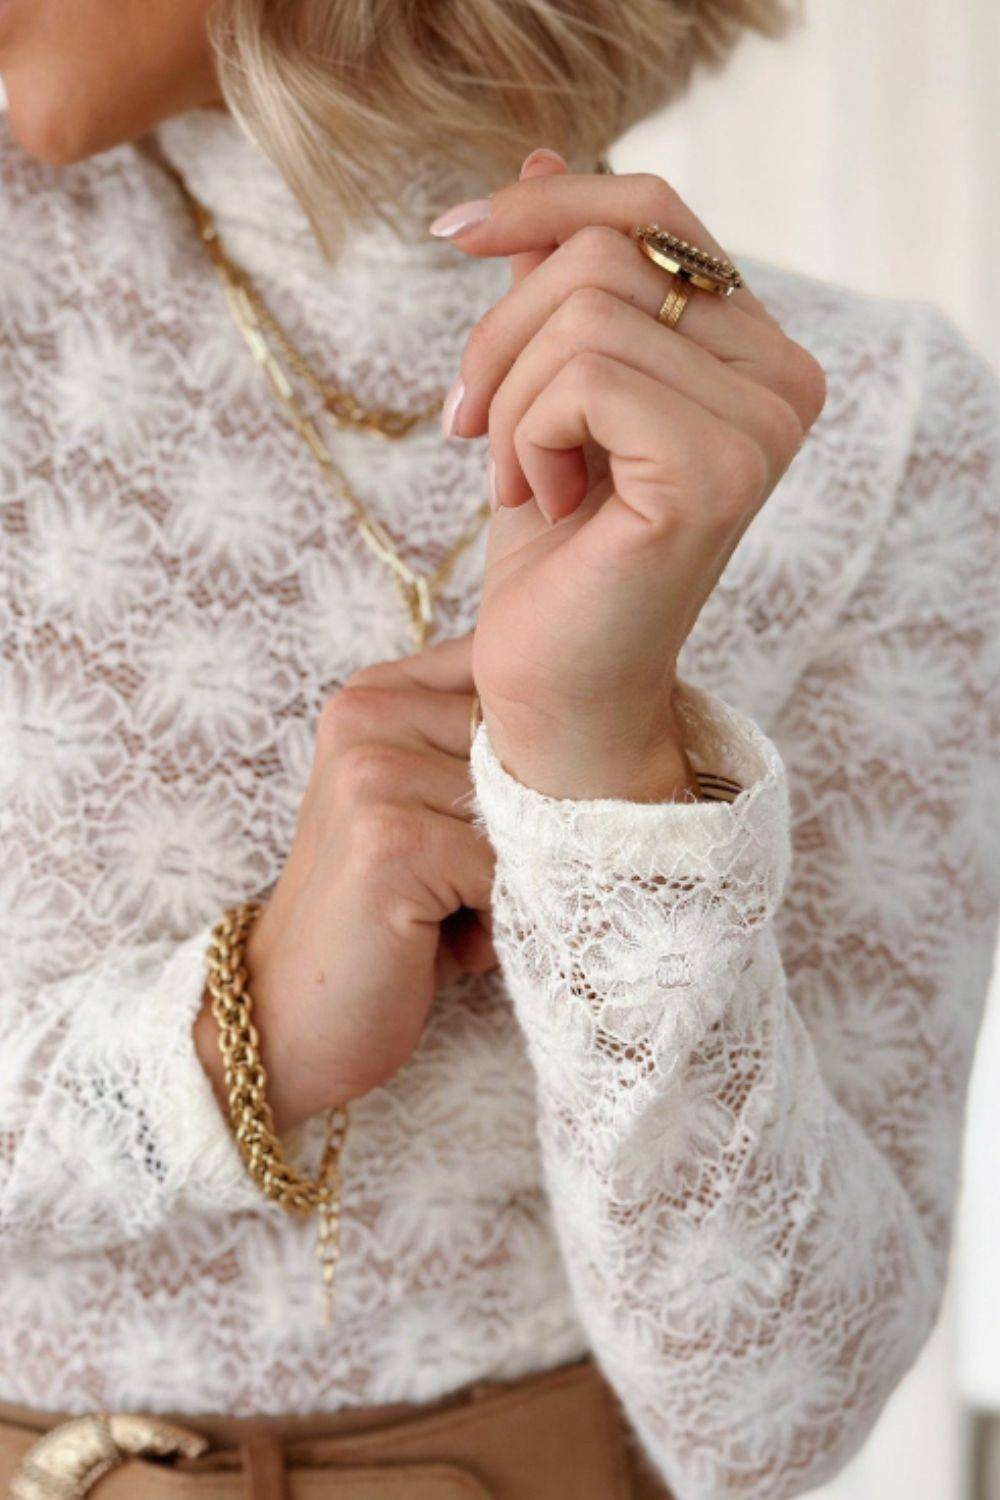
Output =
[{"x1": 207, "y1": 0, "x2": 801, "y2": 256}]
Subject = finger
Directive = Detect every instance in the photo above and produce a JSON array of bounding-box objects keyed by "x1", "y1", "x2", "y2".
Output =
[
  {"x1": 432, "y1": 169, "x2": 777, "y2": 328},
  {"x1": 439, "y1": 906, "x2": 498, "y2": 976},
  {"x1": 514, "y1": 351, "x2": 762, "y2": 537},
  {"x1": 412, "y1": 807, "x2": 497, "y2": 926},
  {"x1": 489, "y1": 288, "x2": 804, "y2": 511},
  {"x1": 331, "y1": 739, "x2": 479, "y2": 824},
  {"x1": 344, "y1": 628, "x2": 474, "y2": 696},
  {"x1": 320, "y1": 683, "x2": 479, "y2": 763},
  {"x1": 508, "y1": 148, "x2": 571, "y2": 288},
  {"x1": 450, "y1": 226, "x2": 796, "y2": 440}
]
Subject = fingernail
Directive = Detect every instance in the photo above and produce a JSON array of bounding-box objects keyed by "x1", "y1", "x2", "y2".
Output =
[
  {"x1": 441, "y1": 376, "x2": 465, "y2": 438},
  {"x1": 429, "y1": 198, "x2": 493, "y2": 238},
  {"x1": 520, "y1": 148, "x2": 568, "y2": 175},
  {"x1": 486, "y1": 454, "x2": 499, "y2": 511}
]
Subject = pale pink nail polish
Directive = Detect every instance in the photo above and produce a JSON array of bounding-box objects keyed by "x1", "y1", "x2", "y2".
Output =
[
  {"x1": 441, "y1": 376, "x2": 465, "y2": 438},
  {"x1": 520, "y1": 148, "x2": 568, "y2": 176},
  {"x1": 486, "y1": 455, "x2": 499, "y2": 511},
  {"x1": 429, "y1": 198, "x2": 492, "y2": 238}
]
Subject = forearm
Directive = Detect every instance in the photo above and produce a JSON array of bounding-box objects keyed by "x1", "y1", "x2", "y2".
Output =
[{"x1": 532, "y1": 945, "x2": 942, "y2": 1500}]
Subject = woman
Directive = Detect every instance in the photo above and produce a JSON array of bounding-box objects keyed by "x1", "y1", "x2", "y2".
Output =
[{"x1": 1, "y1": 0, "x2": 998, "y2": 1495}]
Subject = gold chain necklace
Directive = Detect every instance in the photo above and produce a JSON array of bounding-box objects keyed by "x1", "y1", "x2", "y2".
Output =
[
  {"x1": 163, "y1": 154, "x2": 490, "y2": 650},
  {"x1": 144, "y1": 149, "x2": 492, "y2": 1325}
]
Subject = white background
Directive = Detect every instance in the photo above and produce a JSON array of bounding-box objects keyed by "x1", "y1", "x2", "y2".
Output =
[{"x1": 611, "y1": 0, "x2": 999, "y2": 367}]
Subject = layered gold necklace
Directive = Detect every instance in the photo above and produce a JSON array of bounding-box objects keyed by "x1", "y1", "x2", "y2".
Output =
[
  {"x1": 140, "y1": 148, "x2": 492, "y2": 1324},
  {"x1": 159, "y1": 150, "x2": 491, "y2": 651}
]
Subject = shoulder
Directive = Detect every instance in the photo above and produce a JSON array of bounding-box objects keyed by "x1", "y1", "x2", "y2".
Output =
[
  {"x1": 757, "y1": 259, "x2": 999, "y2": 667},
  {"x1": 741, "y1": 254, "x2": 998, "y2": 563},
  {"x1": 742, "y1": 253, "x2": 998, "y2": 455},
  {"x1": 690, "y1": 256, "x2": 998, "y2": 717}
]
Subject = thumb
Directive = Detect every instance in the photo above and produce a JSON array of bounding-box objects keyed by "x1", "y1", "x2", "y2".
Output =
[
  {"x1": 348, "y1": 628, "x2": 475, "y2": 694},
  {"x1": 392, "y1": 626, "x2": 476, "y2": 694},
  {"x1": 508, "y1": 147, "x2": 570, "y2": 289}
]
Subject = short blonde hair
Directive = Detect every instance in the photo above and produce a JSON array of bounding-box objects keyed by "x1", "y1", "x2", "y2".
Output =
[{"x1": 207, "y1": 0, "x2": 801, "y2": 256}]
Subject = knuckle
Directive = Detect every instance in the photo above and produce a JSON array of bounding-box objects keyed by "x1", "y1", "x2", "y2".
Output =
[
  {"x1": 564, "y1": 348, "x2": 615, "y2": 397},
  {"x1": 317, "y1": 685, "x2": 387, "y2": 747},
  {"x1": 336, "y1": 739, "x2": 408, "y2": 799},
  {"x1": 641, "y1": 498, "x2": 686, "y2": 543},
  {"x1": 348, "y1": 803, "x2": 424, "y2": 874},
  {"x1": 566, "y1": 222, "x2": 627, "y2": 274},
  {"x1": 632, "y1": 170, "x2": 681, "y2": 222},
  {"x1": 712, "y1": 431, "x2": 769, "y2": 512},
  {"x1": 557, "y1": 285, "x2": 618, "y2": 342},
  {"x1": 761, "y1": 390, "x2": 805, "y2": 463},
  {"x1": 316, "y1": 691, "x2": 358, "y2": 752},
  {"x1": 342, "y1": 661, "x2": 392, "y2": 691},
  {"x1": 785, "y1": 340, "x2": 828, "y2": 424}
]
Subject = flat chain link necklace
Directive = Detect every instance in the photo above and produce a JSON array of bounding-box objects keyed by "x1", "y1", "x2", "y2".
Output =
[
  {"x1": 140, "y1": 148, "x2": 493, "y2": 1324},
  {"x1": 161, "y1": 153, "x2": 491, "y2": 651}
]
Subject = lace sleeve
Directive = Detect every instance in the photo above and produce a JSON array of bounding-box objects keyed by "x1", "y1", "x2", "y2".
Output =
[
  {"x1": 467, "y1": 305, "x2": 1000, "y2": 1500},
  {"x1": 0, "y1": 918, "x2": 262, "y2": 1252}
]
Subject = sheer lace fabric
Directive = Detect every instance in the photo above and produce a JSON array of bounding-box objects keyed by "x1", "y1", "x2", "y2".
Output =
[{"x1": 1, "y1": 107, "x2": 998, "y2": 1499}]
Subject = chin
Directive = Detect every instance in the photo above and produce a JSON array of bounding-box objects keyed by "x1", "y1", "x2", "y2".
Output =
[
  {"x1": 2, "y1": 67, "x2": 174, "y2": 164},
  {"x1": 4, "y1": 83, "x2": 103, "y2": 164}
]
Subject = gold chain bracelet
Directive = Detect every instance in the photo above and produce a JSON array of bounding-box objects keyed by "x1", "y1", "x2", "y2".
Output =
[{"x1": 204, "y1": 900, "x2": 349, "y2": 1326}]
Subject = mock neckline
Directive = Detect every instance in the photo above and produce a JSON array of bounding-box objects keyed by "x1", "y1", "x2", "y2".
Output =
[
  {"x1": 150, "y1": 107, "x2": 506, "y2": 263},
  {"x1": 144, "y1": 106, "x2": 513, "y2": 408},
  {"x1": 141, "y1": 107, "x2": 603, "y2": 414}
]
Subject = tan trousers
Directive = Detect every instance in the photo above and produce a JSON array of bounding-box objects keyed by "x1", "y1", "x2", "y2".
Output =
[{"x1": 0, "y1": 1355, "x2": 675, "y2": 1499}]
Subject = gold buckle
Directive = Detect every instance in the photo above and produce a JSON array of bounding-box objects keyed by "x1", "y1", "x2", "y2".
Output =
[{"x1": 10, "y1": 1412, "x2": 209, "y2": 1498}]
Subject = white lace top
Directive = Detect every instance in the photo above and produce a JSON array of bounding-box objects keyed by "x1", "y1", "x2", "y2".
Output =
[{"x1": 1, "y1": 105, "x2": 998, "y2": 1500}]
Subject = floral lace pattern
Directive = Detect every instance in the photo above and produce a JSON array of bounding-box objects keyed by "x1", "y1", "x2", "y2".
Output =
[{"x1": 1, "y1": 107, "x2": 998, "y2": 1499}]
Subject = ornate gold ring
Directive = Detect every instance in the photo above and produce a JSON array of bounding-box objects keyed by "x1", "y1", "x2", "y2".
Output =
[{"x1": 631, "y1": 224, "x2": 744, "y2": 330}]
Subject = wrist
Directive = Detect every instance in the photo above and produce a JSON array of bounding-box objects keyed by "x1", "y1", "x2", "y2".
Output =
[
  {"x1": 240, "y1": 911, "x2": 312, "y2": 1137},
  {"x1": 481, "y1": 691, "x2": 700, "y2": 802},
  {"x1": 194, "y1": 907, "x2": 311, "y2": 1138}
]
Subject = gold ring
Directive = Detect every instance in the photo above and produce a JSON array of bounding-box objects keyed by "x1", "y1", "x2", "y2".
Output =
[
  {"x1": 469, "y1": 692, "x2": 483, "y2": 747},
  {"x1": 631, "y1": 223, "x2": 743, "y2": 331},
  {"x1": 656, "y1": 281, "x2": 690, "y2": 329}
]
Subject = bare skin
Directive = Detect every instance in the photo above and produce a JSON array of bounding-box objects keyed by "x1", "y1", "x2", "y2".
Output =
[{"x1": 0, "y1": 0, "x2": 222, "y2": 163}]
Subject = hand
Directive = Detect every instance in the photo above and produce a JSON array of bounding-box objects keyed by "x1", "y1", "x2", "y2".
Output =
[
  {"x1": 436, "y1": 152, "x2": 828, "y2": 799},
  {"x1": 194, "y1": 631, "x2": 497, "y2": 1135}
]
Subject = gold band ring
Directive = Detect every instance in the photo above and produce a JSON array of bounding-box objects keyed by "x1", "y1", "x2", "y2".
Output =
[
  {"x1": 656, "y1": 281, "x2": 690, "y2": 329},
  {"x1": 469, "y1": 692, "x2": 483, "y2": 748},
  {"x1": 631, "y1": 223, "x2": 743, "y2": 332}
]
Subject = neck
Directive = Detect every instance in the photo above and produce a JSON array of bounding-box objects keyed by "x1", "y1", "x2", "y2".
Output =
[{"x1": 145, "y1": 107, "x2": 510, "y2": 407}]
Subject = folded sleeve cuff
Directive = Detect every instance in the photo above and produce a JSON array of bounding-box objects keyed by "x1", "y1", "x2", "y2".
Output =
[
  {"x1": 119, "y1": 920, "x2": 264, "y2": 1217},
  {"x1": 469, "y1": 677, "x2": 792, "y2": 912}
]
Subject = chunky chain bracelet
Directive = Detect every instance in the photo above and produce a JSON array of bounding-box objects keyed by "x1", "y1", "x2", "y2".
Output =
[{"x1": 204, "y1": 900, "x2": 349, "y2": 1325}]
